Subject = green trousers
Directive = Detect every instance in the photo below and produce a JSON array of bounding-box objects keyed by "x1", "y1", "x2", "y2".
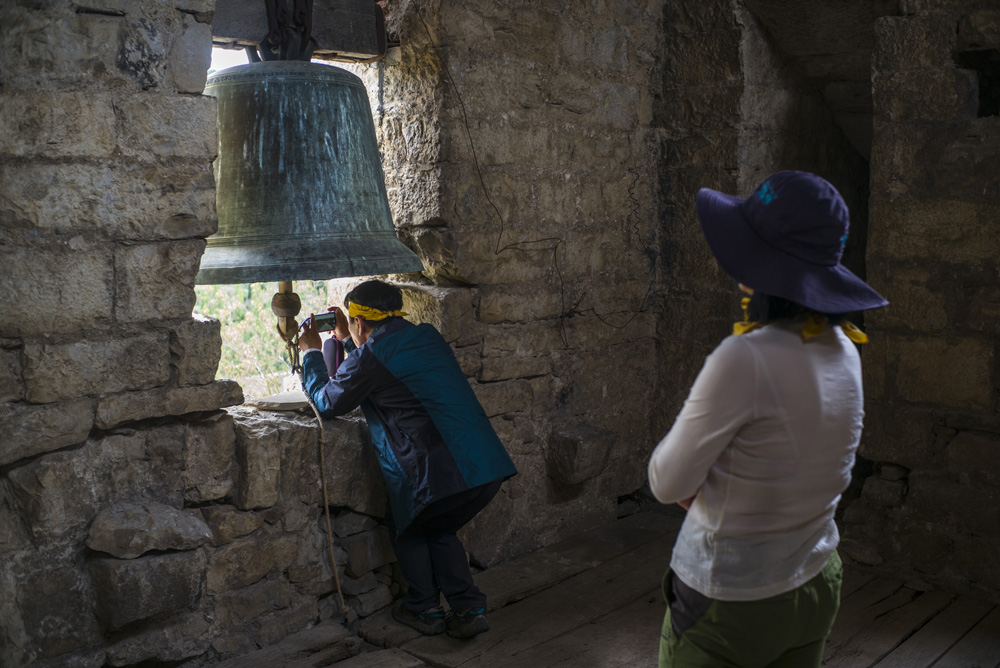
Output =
[{"x1": 659, "y1": 551, "x2": 842, "y2": 668}]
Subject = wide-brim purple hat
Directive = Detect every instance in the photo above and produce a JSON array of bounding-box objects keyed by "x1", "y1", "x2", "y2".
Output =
[{"x1": 696, "y1": 171, "x2": 888, "y2": 313}]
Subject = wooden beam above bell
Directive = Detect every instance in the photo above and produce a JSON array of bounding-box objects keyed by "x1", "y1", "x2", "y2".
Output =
[{"x1": 211, "y1": 0, "x2": 384, "y2": 62}]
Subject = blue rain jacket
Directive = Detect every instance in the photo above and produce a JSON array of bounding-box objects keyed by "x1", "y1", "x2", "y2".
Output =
[{"x1": 301, "y1": 318, "x2": 517, "y2": 531}]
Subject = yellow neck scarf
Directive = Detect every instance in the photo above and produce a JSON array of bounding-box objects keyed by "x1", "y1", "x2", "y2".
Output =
[
  {"x1": 733, "y1": 297, "x2": 869, "y2": 343},
  {"x1": 347, "y1": 302, "x2": 408, "y2": 321}
]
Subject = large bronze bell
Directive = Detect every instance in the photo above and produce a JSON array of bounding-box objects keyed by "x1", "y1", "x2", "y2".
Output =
[{"x1": 196, "y1": 61, "x2": 423, "y2": 285}]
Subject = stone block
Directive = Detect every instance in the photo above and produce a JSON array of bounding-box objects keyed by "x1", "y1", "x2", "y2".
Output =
[
  {"x1": 546, "y1": 424, "x2": 615, "y2": 486},
  {"x1": 0, "y1": 8, "x2": 121, "y2": 88},
  {"x1": 858, "y1": 401, "x2": 938, "y2": 468},
  {"x1": 478, "y1": 285, "x2": 565, "y2": 324},
  {"x1": 860, "y1": 477, "x2": 906, "y2": 508},
  {"x1": 334, "y1": 511, "x2": 377, "y2": 538},
  {"x1": 958, "y1": 10, "x2": 1000, "y2": 50},
  {"x1": 874, "y1": 16, "x2": 956, "y2": 73},
  {"x1": 874, "y1": 68, "x2": 979, "y2": 122},
  {"x1": 8, "y1": 551, "x2": 102, "y2": 663},
  {"x1": 115, "y1": 241, "x2": 203, "y2": 323},
  {"x1": 868, "y1": 198, "x2": 999, "y2": 263},
  {"x1": 906, "y1": 472, "x2": 1000, "y2": 537},
  {"x1": 0, "y1": 92, "x2": 115, "y2": 158},
  {"x1": 480, "y1": 355, "x2": 553, "y2": 382},
  {"x1": 339, "y1": 527, "x2": 395, "y2": 578},
  {"x1": 86, "y1": 501, "x2": 212, "y2": 559},
  {"x1": 171, "y1": 315, "x2": 222, "y2": 387},
  {"x1": 233, "y1": 413, "x2": 282, "y2": 510},
  {"x1": 0, "y1": 481, "x2": 29, "y2": 556},
  {"x1": 0, "y1": 398, "x2": 94, "y2": 467},
  {"x1": 117, "y1": 94, "x2": 216, "y2": 158},
  {"x1": 946, "y1": 430, "x2": 1000, "y2": 483},
  {"x1": 168, "y1": 14, "x2": 211, "y2": 93},
  {"x1": 341, "y1": 571, "x2": 378, "y2": 597},
  {"x1": 184, "y1": 411, "x2": 235, "y2": 503},
  {"x1": 255, "y1": 597, "x2": 318, "y2": 646},
  {"x1": 212, "y1": 579, "x2": 291, "y2": 629},
  {"x1": 893, "y1": 335, "x2": 993, "y2": 409},
  {"x1": 117, "y1": 16, "x2": 168, "y2": 89},
  {"x1": 91, "y1": 550, "x2": 206, "y2": 631},
  {"x1": 349, "y1": 583, "x2": 393, "y2": 617},
  {"x1": 8, "y1": 426, "x2": 185, "y2": 541},
  {"x1": 0, "y1": 347, "x2": 23, "y2": 402},
  {"x1": 200, "y1": 505, "x2": 264, "y2": 546},
  {"x1": 95, "y1": 380, "x2": 244, "y2": 429},
  {"x1": 0, "y1": 243, "x2": 114, "y2": 338},
  {"x1": 23, "y1": 333, "x2": 171, "y2": 403},
  {"x1": 470, "y1": 378, "x2": 532, "y2": 417},
  {"x1": 104, "y1": 611, "x2": 210, "y2": 667},
  {"x1": 396, "y1": 283, "x2": 481, "y2": 345},
  {"x1": 0, "y1": 161, "x2": 217, "y2": 241},
  {"x1": 868, "y1": 265, "x2": 949, "y2": 332},
  {"x1": 206, "y1": 531, "x2": 297, "y2": 594}
]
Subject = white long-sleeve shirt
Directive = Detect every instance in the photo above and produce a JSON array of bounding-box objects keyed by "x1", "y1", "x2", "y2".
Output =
[{"x1": 648, "y1": 320, "x2": 863, "y2": 601}]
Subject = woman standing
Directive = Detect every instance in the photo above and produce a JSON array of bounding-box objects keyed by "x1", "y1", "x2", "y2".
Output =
[{"x1": 648, "y1": 171, "x2": 888, "y2": 667}]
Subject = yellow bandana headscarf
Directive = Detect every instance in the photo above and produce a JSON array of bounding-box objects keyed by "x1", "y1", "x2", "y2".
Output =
[
  {"x1": 733, "y1": 297, "x2": 869, "y2": 343},
  {"x1": 347, "y1": 302, "x2": 408, "y2": 322}
]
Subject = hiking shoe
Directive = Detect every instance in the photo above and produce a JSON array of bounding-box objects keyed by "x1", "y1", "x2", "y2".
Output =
[
  {"x1": 391, "y1": 601, "x2": 446, "y2": 635},
  {"x1": 445, "y1": 607, "x2": 490, "y2": 639}
]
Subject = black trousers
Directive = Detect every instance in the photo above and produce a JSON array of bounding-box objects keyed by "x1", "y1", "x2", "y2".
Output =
[{"x1": 390, "y1": 480, "x2": 502, "y2": 613}]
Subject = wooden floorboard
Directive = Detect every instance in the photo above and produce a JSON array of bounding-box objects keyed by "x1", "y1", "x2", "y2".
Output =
[
  {"x1": 471, "y1": 589, "x2": 663, "y2": 668},
  {"x1": 931, "y1": 605, "x2": 1000, "y2": 668},
  {"x1": 400, "y1": 533, "x2": 675, "y2": 668},
  {"x1": 871, "y1": 595, "x2": 994, "y2": 668}
]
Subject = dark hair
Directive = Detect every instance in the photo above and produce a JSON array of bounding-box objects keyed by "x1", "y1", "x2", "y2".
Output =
[
  {"x1": 344, "y1": 280, "x2": 403, "y2": 327},
  {"x1": 747, "y1": 292, "x2": 845, "y2": 325}
]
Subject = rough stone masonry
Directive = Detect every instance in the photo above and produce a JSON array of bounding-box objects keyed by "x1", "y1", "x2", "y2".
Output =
[{"x1": 1, "y1": 0, "x2": 999, "y2": 666}]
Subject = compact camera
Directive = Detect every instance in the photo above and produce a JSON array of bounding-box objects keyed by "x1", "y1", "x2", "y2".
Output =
[{"x1": 303, "y1": 311, "x2": 340, "y2": 333}]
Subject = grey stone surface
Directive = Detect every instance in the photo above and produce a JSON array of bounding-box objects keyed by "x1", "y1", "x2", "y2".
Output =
[
  {"x1": 233, "y1": 412, "x2": 282, "y2": 510},
  {"x1": 206, "y1": 531, "x2": 298, "y2": 595},
  {"x1": 546, "y1": 424, "x2": 616, "y2": 486},
  {"x1": 0, "y1": 161, "x2": 217, "y2": 240},
  {"x1": 104, "y1": 611, "x2": 210, "y2": 667},
  {"x1": 184, "y1": 411, "x2": 235, "y2": 503},
  {"x1": 340, "y1": 527, "x2": 395, "y2": 578},
  {"x1": 91, "y1": 550, "x2": 206, "y2": 631},
  {"x1": 0, "y1": 243, "x2": 114, "y2": 338},
  {"x1": 212, "y1": 579, "x2": 291, "y2": 629},
  {"x1": 200, "y1": 505, "x2": 264, "y2": 546},
  {"x1": 8, "y1": 426, "x2": 185, "y2": 542},
  {"x1": 334, "y1": 511, "x2": 378, "y2": 538},
  {"x1": 95, "y1": 380, "x2": 244, "y2": 429},
  {"x1": 117, "y1": 94, "x2": 217, "y2": 158},
  {"x1": 172, "y1": 315, "x2": 223, "y2": 387},
  {"x1": 168, "y1": 13, "x2": 211, "y2": 93},
  {"x1": 114, "y1": 240, "x2": 204, "y2": 323},
  {"x1": 0, "y1": 398, "x2": 94, "y2": 467},
  {"x1": 349, "y1": 583, "x2": 393, "y2": 617},
  {"x1": 86, "y1": 501, "x2": 212, "y2": 559},
  {"x1": 0, "y1": 347, "x2": 23, "y2": 402},
  {"x1": 23, "y1": 333, "x2": 171, "y2": 403},
  {"x1": 0, "y1": 92, "x2": 115, "y2": 158}
]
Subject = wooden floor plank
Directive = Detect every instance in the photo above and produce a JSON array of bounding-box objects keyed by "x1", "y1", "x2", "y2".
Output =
[
  {"x1": 465, "y1": 589, "x2": 663, "y2": 668},
  {"x1": 932, "y1": 605, "x2": 1000, "y2": 668},
  {"x1": 359, "y1": 510, "x2": 681, "y2": 650},
  {"x1": 215, "y1": 619, "x2": 361, "y2": 668},
  {"x1": 400, "y1": 533, "x2": 675, "y2": 668},
  {"x1": 873, "y1": 596, "x2": 994, "y2": 668},
  {"x1": 330, "y1": 648, "x2": 427, "y2": 668},
  {"x1": 474, "y1": 509, "x2": 684, "y2": 612},
  {"x1": 824, "y1": 588, "x2": 955, "y2": 668},
  {"x1": 841, "y1": 569, "x2": 878, "y2": 601}
]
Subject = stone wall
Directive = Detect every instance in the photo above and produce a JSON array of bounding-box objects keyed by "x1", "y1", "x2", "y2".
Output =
[
  {"x1": 0, "y1": 1, "x2": 399, "y2": 665},
  {"x1": 361, "y1": 0, "x2": 667, "y2": 564},
  {"x1": 840, "y1": 4, "x2": 1000, "y2": 600}
]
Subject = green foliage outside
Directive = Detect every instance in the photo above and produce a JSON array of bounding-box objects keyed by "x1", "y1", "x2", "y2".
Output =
[{"x1": 193, "y1": 281, "x2": 330, "y2": 398}]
